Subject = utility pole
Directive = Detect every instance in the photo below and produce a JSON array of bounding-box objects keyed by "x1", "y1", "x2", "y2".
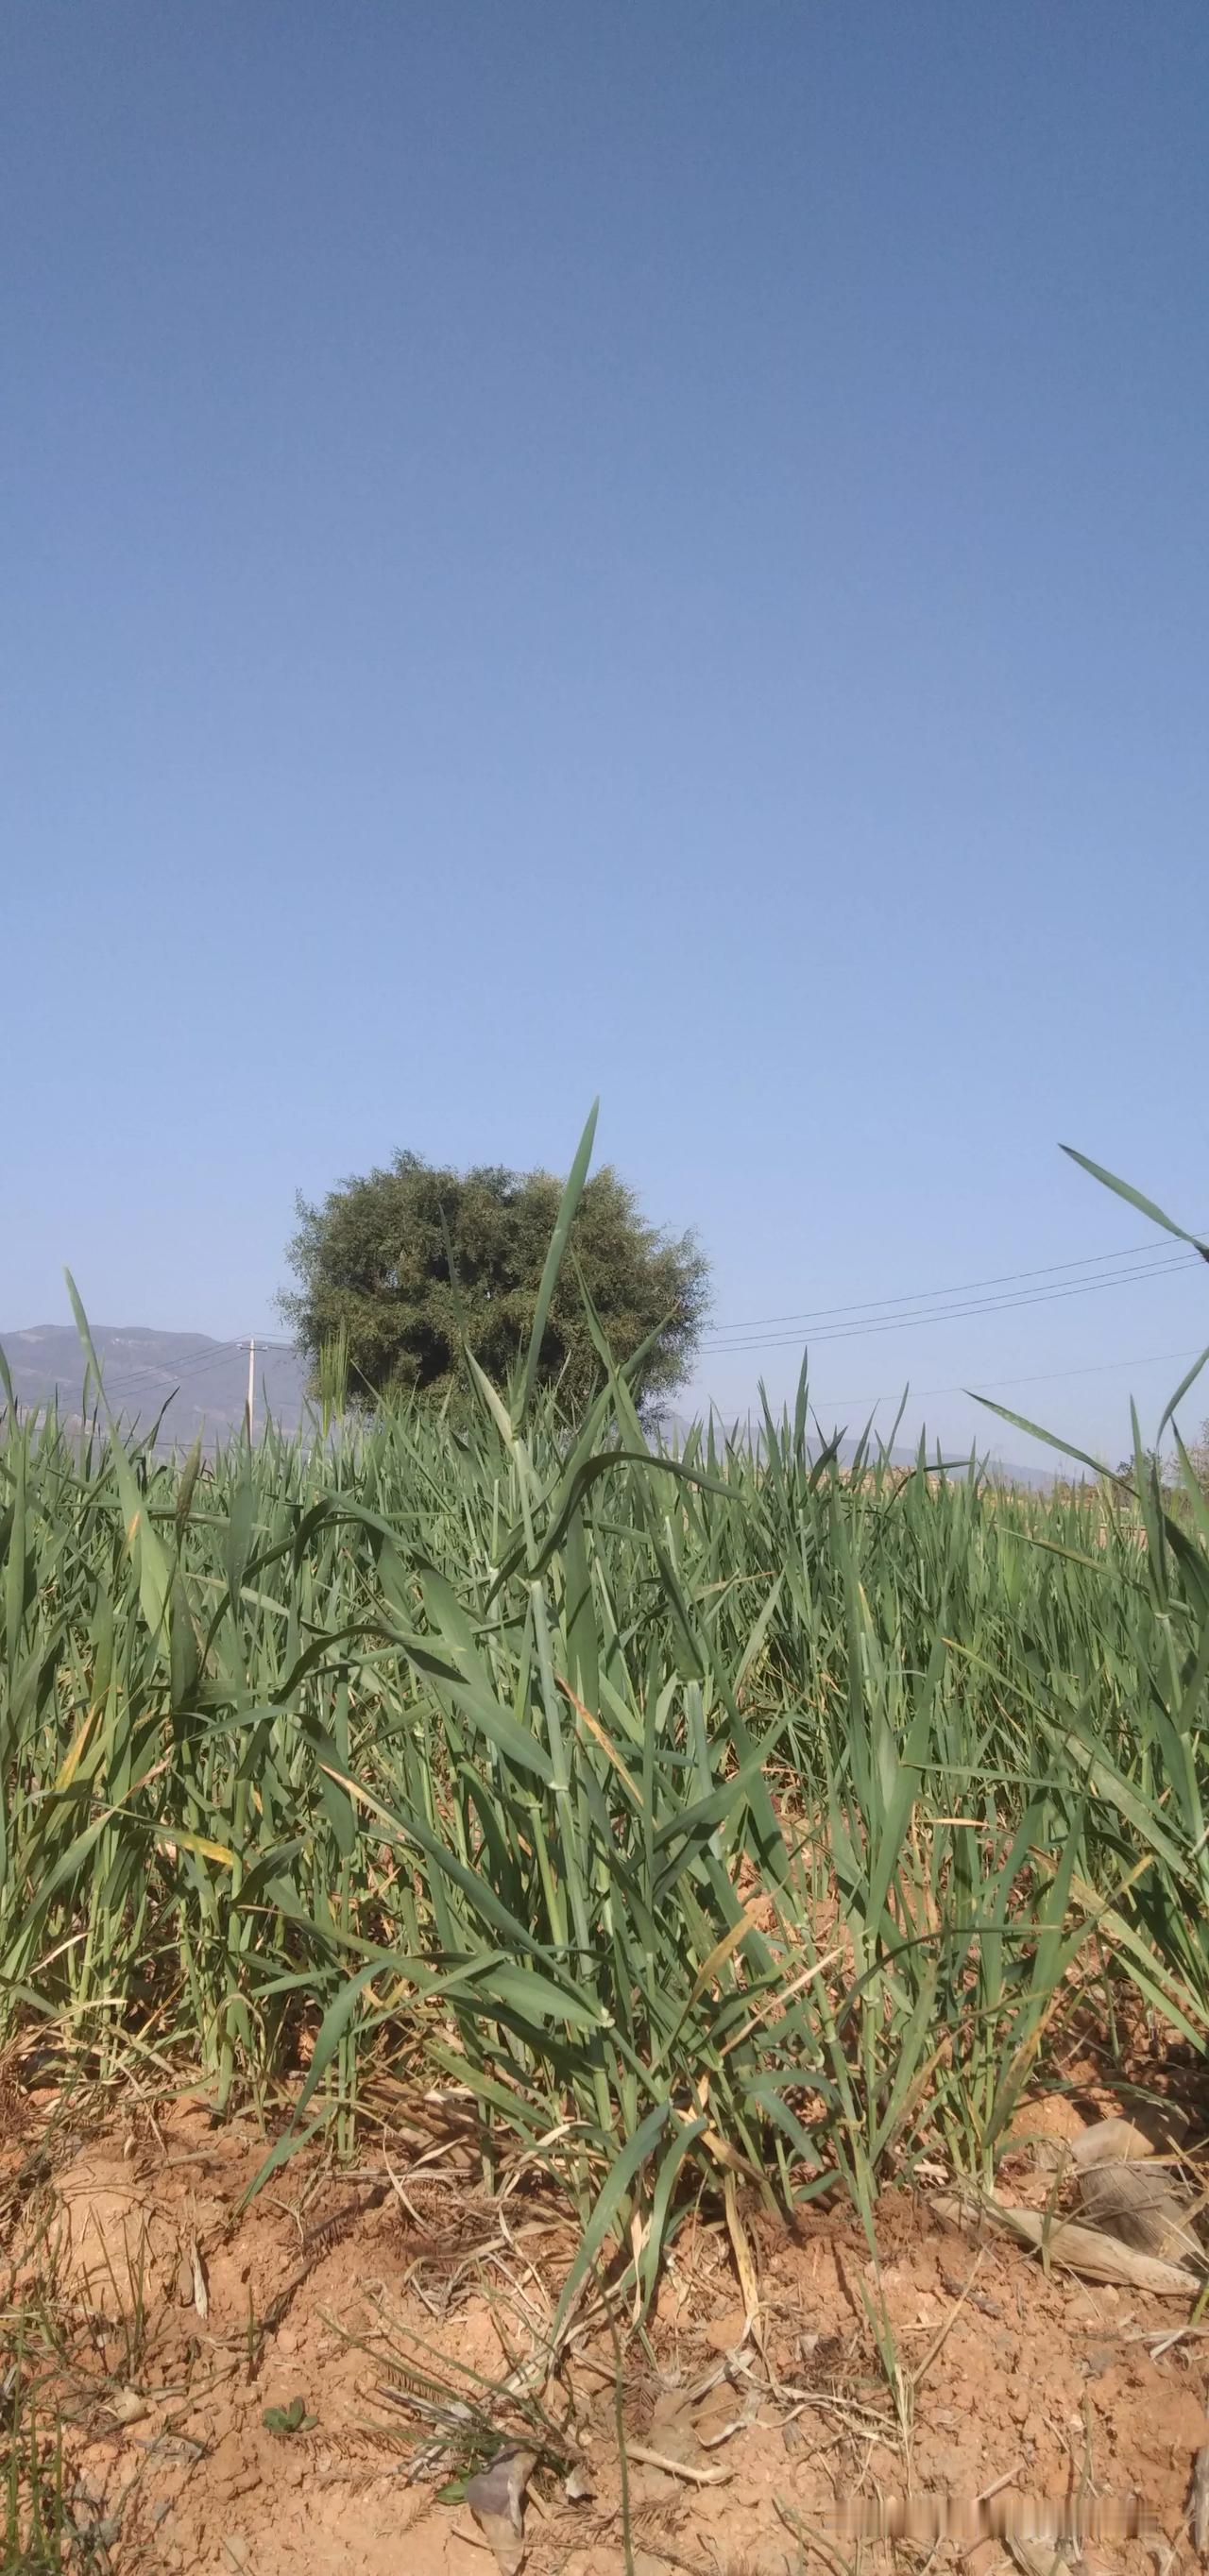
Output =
[{"x1": 245, "y1": 1338, "x2": 255, "y2": 1442}]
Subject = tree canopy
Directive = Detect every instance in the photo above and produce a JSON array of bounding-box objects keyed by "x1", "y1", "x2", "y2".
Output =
[{"x1": 280, "y1": 1152, "x2": 710, "y2": 1419}]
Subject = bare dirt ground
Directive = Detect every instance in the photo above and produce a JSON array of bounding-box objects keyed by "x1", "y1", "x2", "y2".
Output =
[{"x1": 5, "y1": 2074, "x2": 1209, "y2": 2576}]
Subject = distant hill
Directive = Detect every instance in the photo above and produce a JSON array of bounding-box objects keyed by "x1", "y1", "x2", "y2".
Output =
[{"x1": 0, "y1": 1325, "x2": 311, "y2": 1444}]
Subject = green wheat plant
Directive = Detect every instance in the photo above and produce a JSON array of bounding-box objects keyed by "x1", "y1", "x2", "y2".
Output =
[{"x1": 1, "y1": 1119, "x2": 1206, "y2": 2310}]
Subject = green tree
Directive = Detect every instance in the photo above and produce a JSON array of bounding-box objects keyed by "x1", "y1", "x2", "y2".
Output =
[
  {"x1": 1114, "y1": 1447, "x2": 1169, "y2": 1487},
  {"x1": 280, "y1": 1152, "x2": 710, "y2": 1421}
]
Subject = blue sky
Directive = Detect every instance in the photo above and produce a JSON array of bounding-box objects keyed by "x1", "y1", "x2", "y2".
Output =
[{"x1": 4, "y1": 4, "x2": 1207, "y2": 1467}]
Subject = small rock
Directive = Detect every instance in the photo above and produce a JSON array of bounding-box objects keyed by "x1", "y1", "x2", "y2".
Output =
[{"x1": 107, "y1": 2385, "x2": 148, "y2": 2426}]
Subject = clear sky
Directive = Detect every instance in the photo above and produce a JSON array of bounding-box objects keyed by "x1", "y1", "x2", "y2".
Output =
[{"x1": 5, "y1": 4, "x2": 1207, "y2": 1469}]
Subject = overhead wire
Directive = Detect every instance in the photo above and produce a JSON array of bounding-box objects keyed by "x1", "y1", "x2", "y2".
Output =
[
  {"x1": 703, "y1": 1254, "x2": 1200, "y2": 1356},
  {"x1": 74, "y1": 1335, "x2": 296, "y2": 1401},
  {"x1": 28, "y1": 1340, "x2": 251, "y2": 1415},
  {"x1": 727, "y1": 1342, "x2": 1209, "y2": 1418},
  {"x1": 703, "y1": 1233, "x2": 1205, "y2": 1343},
  {"x1": 81, "y1": 1339, "x2": 248, "y2": 1404},
  {"x1": 9, "y1": 1331, "x2": 302, "y2": 1421}
]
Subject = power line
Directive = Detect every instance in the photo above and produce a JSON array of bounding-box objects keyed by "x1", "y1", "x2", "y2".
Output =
[
  {"x1": 703, "y1": 1254, "x2": 1200, "y2": 1356},
  {"x1": 6, "y1": 1332, "x2": 231, "y2": 1403},
  {"x1": 704, "y1": 1234, "x2": 1206, "y2": 1342},
  {"x1": 9, "y1": 1333, "x2": 303, "y2": 1423},
  {"x1": 88, "y1": 1340, "x2": 247, "y2": 1403},
  {"x1": 79, "y1": 1337, "x2": 297, "y2": 1403},
  {"x1": 725, "y1": 1342, "x2": 1209, "y2": 1417},
  {"x1": 34, "y1": 1341, "x2": 247, "y2": 1413}
]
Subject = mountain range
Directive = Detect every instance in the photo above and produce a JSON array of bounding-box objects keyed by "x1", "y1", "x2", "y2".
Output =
[{"x1": 0, "y1": 1325, "x2": 311, "y2": 1442}]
